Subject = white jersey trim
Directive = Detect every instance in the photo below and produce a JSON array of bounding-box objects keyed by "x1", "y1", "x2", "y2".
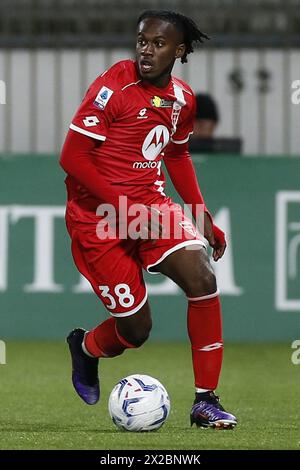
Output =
[
  {"x1": 171, "y1": 78, "x2": 193, "y2": 96},
  {"x1": 70, "y1": 123, "x2": 106, "y2": 141},
  {"x1": 172, "y1": 81, "x2": 186, "y2": 107},
  {"x1": 187, "y1": 290, "x2": 220, "y2": 301},
  {"x1": 171, "y1": 131, "x2": 193, "y2": 144},
  {"x1": 121, "y1": 80, "x2": 142, "y2": 91}
]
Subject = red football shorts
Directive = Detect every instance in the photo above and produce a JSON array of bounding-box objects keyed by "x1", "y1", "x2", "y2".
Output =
[{"x1": 66, "y1": 201, "x2": 206, "y2": 317}]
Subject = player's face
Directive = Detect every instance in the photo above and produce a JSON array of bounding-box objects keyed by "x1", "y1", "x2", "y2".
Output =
[{"x1": 136, "y1": 18, "x2": 185, "y2": 88}]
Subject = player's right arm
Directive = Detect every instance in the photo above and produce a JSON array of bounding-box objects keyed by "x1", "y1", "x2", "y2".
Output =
[
  {"x1": 60, "y1": 71, "x2": 160, "y2": 237},
  {"x1": 60, "y1": 131, "x2": 162, "y2": 238},
  {"x1": 60, "y1": 71, "x2": 126, "y2": 208},
  {"x1": 60, "y1": 129, "x2": 122, "y2": 208}
]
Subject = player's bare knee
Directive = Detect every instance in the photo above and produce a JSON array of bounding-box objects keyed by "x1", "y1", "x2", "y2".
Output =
[
  {"x1": 116, "y1": 314, "x2": 152, "y2": 347},
  {"x1": 201, "y1": 269, "x2": 217, "y2": 294},
  {"x1": 125, "y1": 325, "x2": 152, "y2": 347},
  {"x1": 187, "y1": 267, "x2": 217, "y2": 297}
]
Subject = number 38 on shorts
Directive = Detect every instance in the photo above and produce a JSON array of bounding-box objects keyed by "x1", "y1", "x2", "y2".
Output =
[{"x1": 99, "y1": 284, "x2": 135, "y2": 310}]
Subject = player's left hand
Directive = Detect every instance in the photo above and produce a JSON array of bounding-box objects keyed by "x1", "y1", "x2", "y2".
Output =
[
  {"x1": 211, "y1": 224, "x2": 227, "y2": 261},
  {"x1": 203, "y1": 213, "x2": 226, "y2": 261}
]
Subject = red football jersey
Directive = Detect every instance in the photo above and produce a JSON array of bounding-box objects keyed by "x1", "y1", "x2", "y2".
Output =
[{"x1": 66, "y1": 59, "x2": 196, "y2": 219}]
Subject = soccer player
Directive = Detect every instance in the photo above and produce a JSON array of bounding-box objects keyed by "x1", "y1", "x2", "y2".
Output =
[{"x1": 60, "y1": 10, "x2": 237, "y2": 429}]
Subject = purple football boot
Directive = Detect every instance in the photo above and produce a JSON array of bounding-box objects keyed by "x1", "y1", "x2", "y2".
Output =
[
  {"x1": 66, "y1": 328, "x2": 100, "y2": 405},
  {"x1": 190, "y1": 391, "x2": 237, "y2": 429}
]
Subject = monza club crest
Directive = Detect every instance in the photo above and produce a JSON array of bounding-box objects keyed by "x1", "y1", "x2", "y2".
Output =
[{"x1": 142, "y1": 125, "x2": 170, "y2": 161}]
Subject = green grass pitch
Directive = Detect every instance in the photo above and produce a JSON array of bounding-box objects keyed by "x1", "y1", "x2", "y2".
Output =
[{"x1": 0, "y1": 342, "x2": 299, "y2": 450}]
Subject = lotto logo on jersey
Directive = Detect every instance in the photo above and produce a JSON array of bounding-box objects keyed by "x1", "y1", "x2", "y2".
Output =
[
  {"x1": 142, "y1": 125, "x2": 170, "y2": 161},
  {"x1": 83, "y1": 116, "x2": 100, "y2": 127},
  {"x1": 94, "y1": 86, "x2": 114, "y2": 110}
]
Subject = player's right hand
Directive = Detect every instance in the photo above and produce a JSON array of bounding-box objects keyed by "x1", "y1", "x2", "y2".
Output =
[
  {"x1": 126, "y1": 204, "x2": 163, "y2": 242},
  {"x1": 142, "y1": 205, "x2": 164, "y2": 242}
]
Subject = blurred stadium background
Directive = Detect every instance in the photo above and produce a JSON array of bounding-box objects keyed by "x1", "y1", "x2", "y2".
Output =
[
  {"x1": 0, "y1": 0, "x2": 300, "y2": 451},
  {"x1": 1, "y1": 0, "x2": 300, "y2": 154}
]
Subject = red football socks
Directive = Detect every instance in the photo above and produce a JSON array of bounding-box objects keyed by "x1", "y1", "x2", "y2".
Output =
[
  {"x1": 187, "y1": 294, "x2": 223, "y2": 390},
  {"x1": 84, "y1": 317, "x2": 136, "y2": 358},
  {"x1": 84, "y1": 296, "x2": 223, "y2": 391}
]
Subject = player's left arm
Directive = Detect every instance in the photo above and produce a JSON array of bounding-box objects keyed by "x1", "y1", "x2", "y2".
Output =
[{"x1": 164, "y1": 142, "x2": 226, "y2": 261}]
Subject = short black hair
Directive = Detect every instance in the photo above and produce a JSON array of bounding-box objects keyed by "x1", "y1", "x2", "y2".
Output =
[
  {"x1": 137, "y1": 10, "x2": 209, "y2": 64},
  {"x1": 195, "y1": 93, "x2": 219, "y2": 123}
]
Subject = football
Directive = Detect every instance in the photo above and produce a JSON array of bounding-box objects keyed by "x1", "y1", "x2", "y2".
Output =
[{"x1": 108, "y1": 374, "x2": 170, "y2": 432}]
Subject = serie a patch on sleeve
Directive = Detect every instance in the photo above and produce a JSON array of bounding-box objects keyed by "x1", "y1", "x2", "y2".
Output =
[{"x1": 94, "y1": 86, "x2": 114, "y2": 110}]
